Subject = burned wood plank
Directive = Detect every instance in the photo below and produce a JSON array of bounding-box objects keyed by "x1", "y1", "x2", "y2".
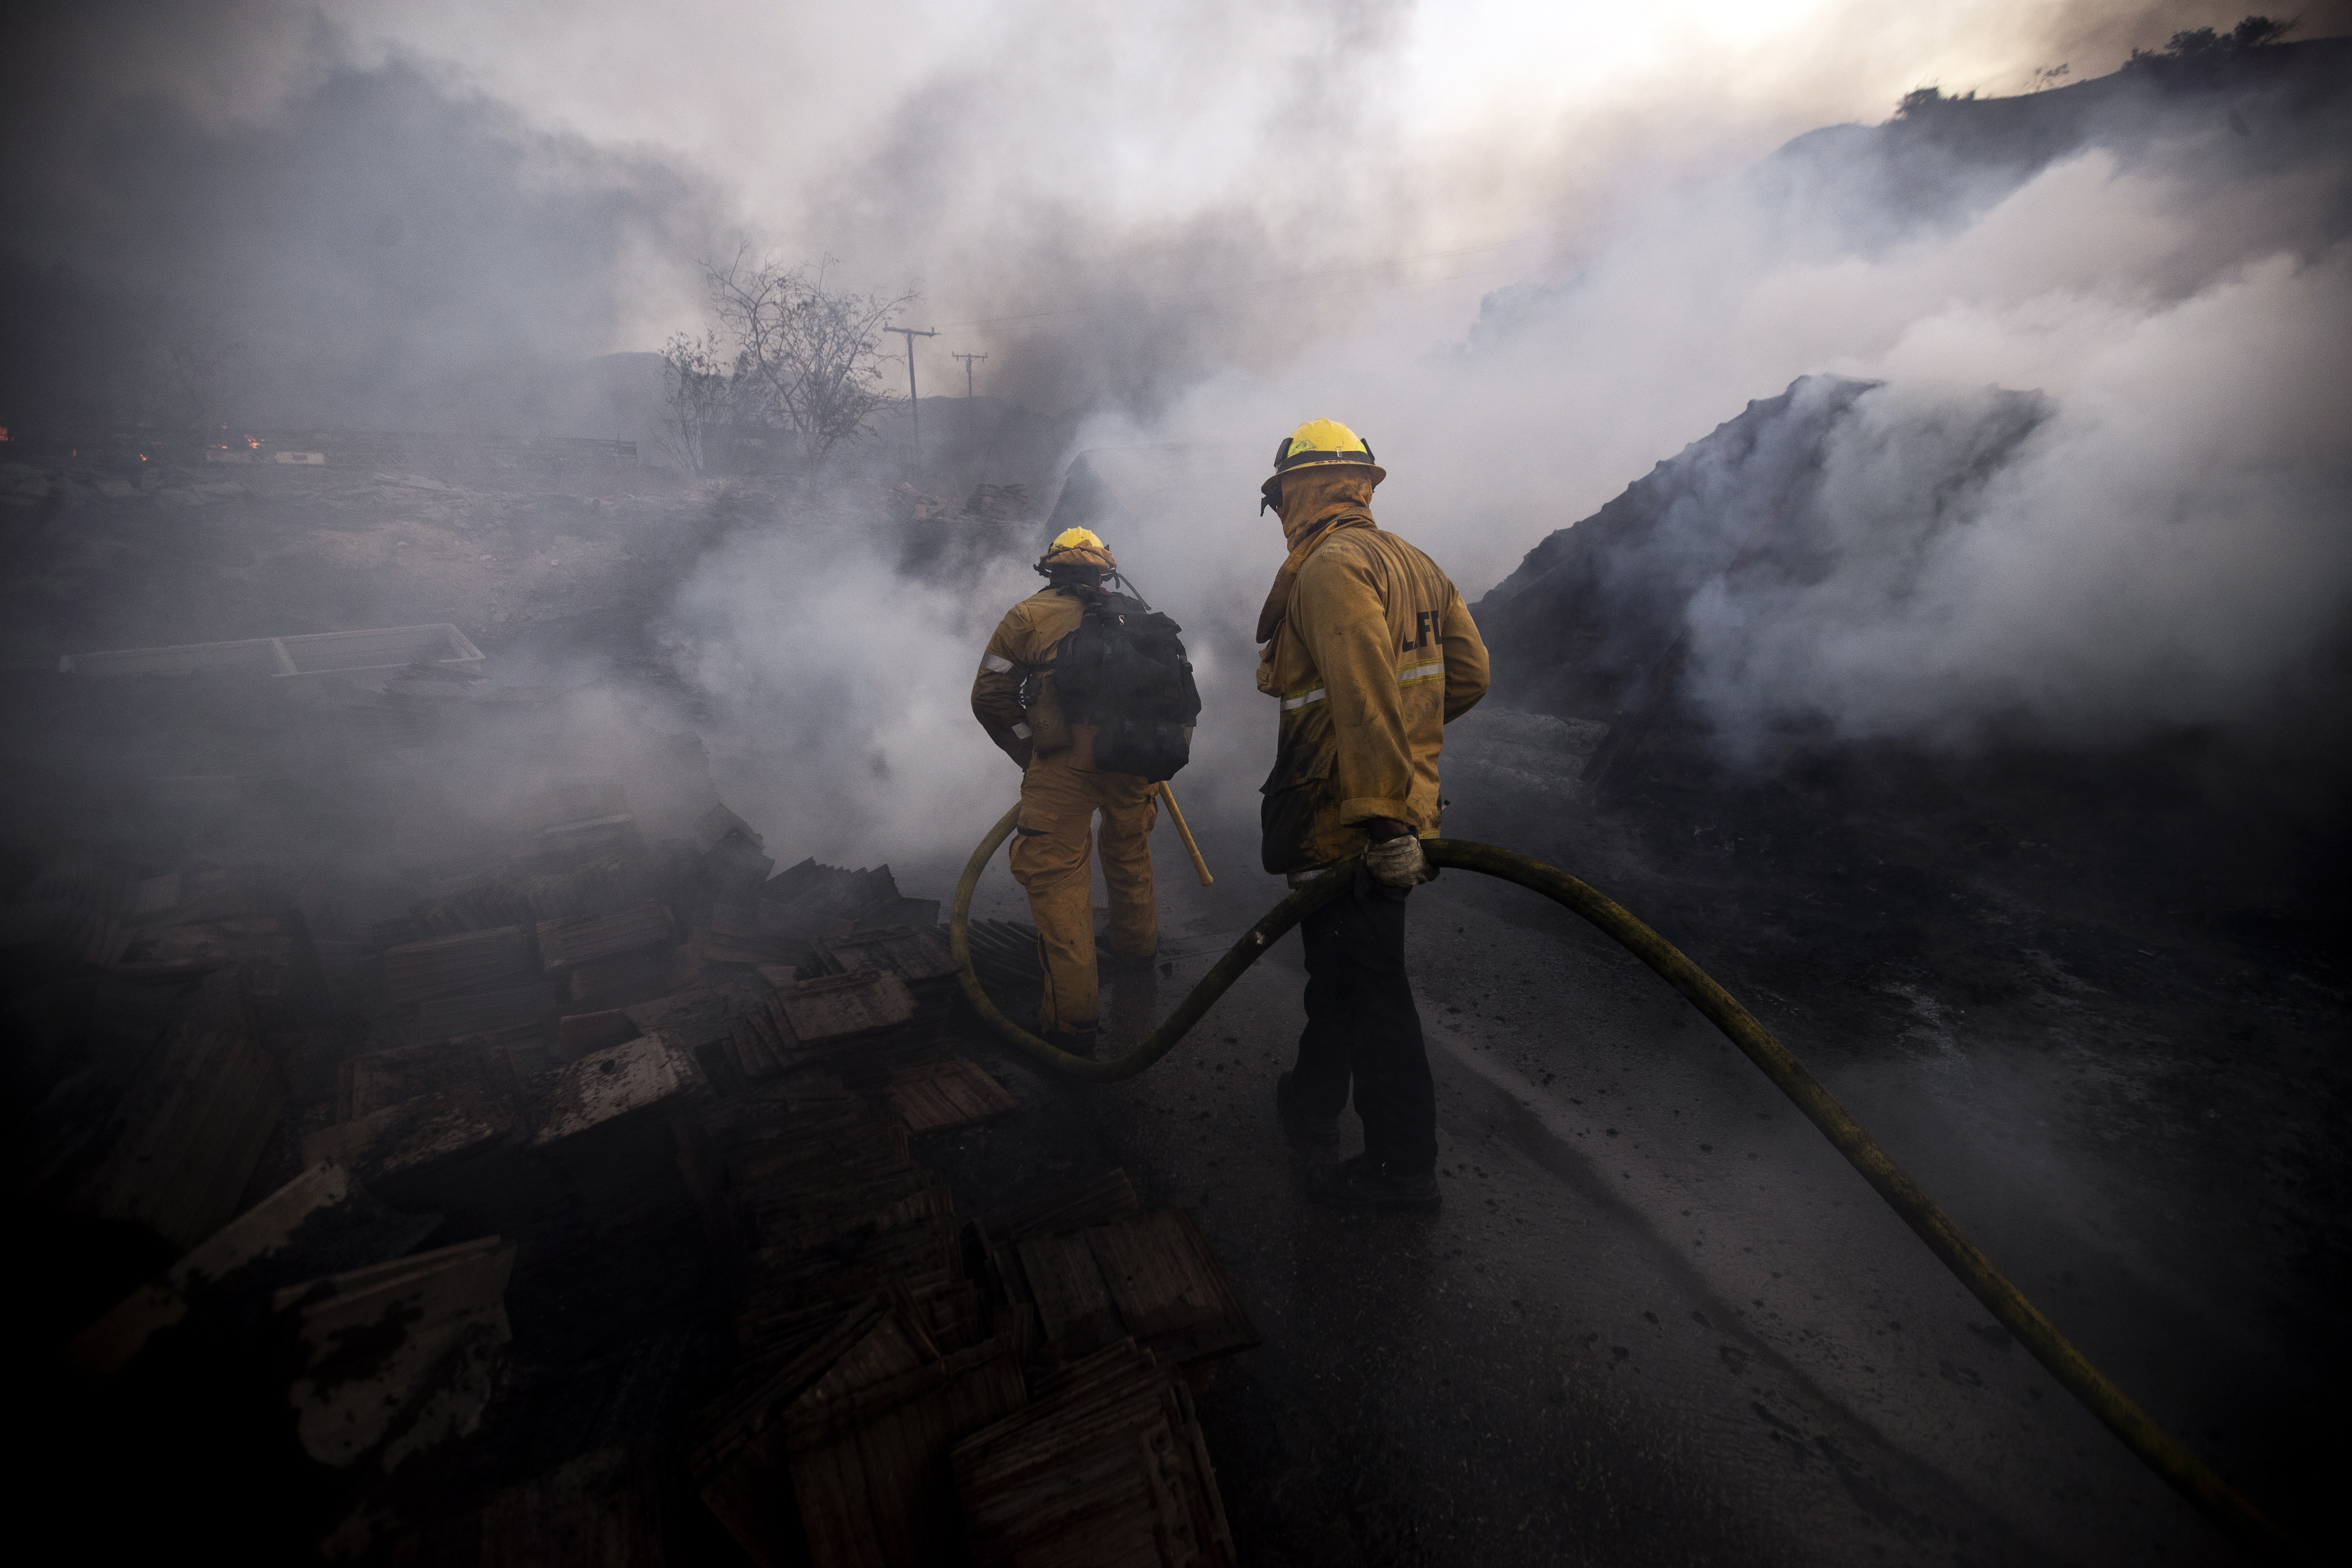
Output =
[
  {"x1": 852, "y1": 896, "x2": 941, "y2": 931},
  {"x1": 412, "y1": 981, "x2": 548, "y2": 1043},
  {"x1": 516, "y1": 853, "x2": 656, "y2": 923},
  {"x1": 881, "y1": 1058, "x2": 1019, "y2": 1134},
  {"x1": 68, "y1": 1160, "x2": 438, "y2": 1375},
  {"x1": 564, "y1": 942, "x2": 698, "y2": 1011},
  {"x1": 339, "y1": 1032, "x2": 522, "y2": 1121},
  {"x1": 815, "y1": 924, "x2": 957, "y2": 990},
  {"x1": 305, "y1": 1094, "x2": 504, "y2": 1172},
  {"x1": 555, "y1": 1008, "x2": 642, "y2": 1062},
  {"x1": 703, "y1": 896, "x2": 800, "y2": 965},
  {"x1": 535, "y1": 898, "x2": 677, "y2": 975},
  {"x1": 114, "y1": 915, "x2": 300, "y2": 1005},
  {"x1": 786, "y1": 1336, "x2": 1027, "y2": 1568},
  {"x1": 620, "y1": 973, "x2": 770, "y2": 1055},
  {"x1": 524, "y1": 1032, "x2": 697, "y2": 1152},
  {"x1": 1084, "y1": 1210, "x2": 1260, "y2": 1367},
  {"x1": 777, "y1": 969, "x2": 917, "y2": 1042},
  {"x1": 50, "y1": 969, "x2": 286, "y2": 1251},
  {"x1": 408, "y1": 875, "x2": 537, "y2": 939},
  {"x1": 953, "y1": 1340, "x2": 1235, "y2": 1568},
  {"x1": 275, "y1": 1235, "x2": 516, "y2": 1471},
  {"x1": 694, "y1": 804, "x2": 772, "y2": 887},
  {"x1": 384, "y1": 926, "x2": 537, "y2": 1006},
  {"x1": 693, "y1": 1293, "x2": 938, "y2": 1568},
  {"x1": 299, "y1": 1078, "x2": 573, "y2": 1242},
  {"x1": 1014, "y1": 1230, "x2": 1123, "y2": 1361}
]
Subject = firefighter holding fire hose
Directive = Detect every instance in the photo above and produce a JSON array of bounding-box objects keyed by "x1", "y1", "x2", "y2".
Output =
[{"x1": 1256, "y1": 419, "x2": 1489, "y2": 1212}]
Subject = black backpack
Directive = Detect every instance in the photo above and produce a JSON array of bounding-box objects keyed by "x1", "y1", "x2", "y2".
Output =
[{"x1": 1052, "y1": 589, "x2": 1201, "y2": 782}]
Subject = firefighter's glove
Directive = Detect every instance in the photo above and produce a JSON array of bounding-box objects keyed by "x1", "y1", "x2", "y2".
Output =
[{"x1": 1364, "y1": 833, "x2": 1434, "y2": 887}]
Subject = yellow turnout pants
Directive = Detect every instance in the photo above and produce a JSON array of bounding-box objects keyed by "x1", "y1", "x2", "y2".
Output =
[{"x1": 1009, "y1": 747, "x2": 1158, "y2": 1034}]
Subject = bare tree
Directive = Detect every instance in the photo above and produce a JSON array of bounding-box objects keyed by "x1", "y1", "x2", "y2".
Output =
[
  {"x1": 656, "y1": 328, "x2": 742, "y2": 475},
  {"x1": 703, "y1": 249, "x2": 914, "y2": 475}
]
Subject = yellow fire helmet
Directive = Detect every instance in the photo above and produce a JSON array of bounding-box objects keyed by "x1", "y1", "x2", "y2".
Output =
[
  {"x1": 1261, "y1": 417, "x2": 1384, "y2": 512},
  {"x1": 1037, "y1": 525, "x2": 1118, "y2": 574}
]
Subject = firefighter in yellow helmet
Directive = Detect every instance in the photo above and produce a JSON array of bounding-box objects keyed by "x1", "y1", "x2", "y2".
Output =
[
  {"x1": 1256, "y1": 419, "x2": 1489, "y2": 1212},
  {"x1": 969, "y1": 527, "x2": 1160, "y2": 1057}
]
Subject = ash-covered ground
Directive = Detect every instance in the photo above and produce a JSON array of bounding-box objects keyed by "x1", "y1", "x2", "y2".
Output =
[{"x1": 5, "y1": 438, "x2": 2343, "y2": 1566}]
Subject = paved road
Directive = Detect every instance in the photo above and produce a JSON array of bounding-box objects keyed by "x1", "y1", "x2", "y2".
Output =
[{"x1": 912, "y1": 762, "x2": 2325, "y2": 1565}]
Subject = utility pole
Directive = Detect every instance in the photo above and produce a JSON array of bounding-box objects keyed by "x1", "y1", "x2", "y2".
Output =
[
  {"x1": 883, "y1": 325, "x2": 938, "y2": 467},
  {"x1": 953, "y1": 351, "x2": 987, "y2": 399}
]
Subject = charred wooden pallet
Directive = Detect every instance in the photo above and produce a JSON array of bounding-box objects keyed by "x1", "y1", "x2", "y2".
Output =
[
  {"x1": 880, "y1": 1058, "x2": 1021, "y2": 1133},
  {"x1": 669, "y1": 1051, "x2": 1255, "y2": 1564},
  {"x1": 384, "y1": 926, "x2": 539, "y2": 1007},
  {"x1": 536, "y1": 898, "x2": 677, "y2": 975},
  {"x1": 952, "y1": 1338, "x2": 1236, "y2": 1568},
  {"x1": 28, "y1": 968, "x2": 287, "y2": 1251},
  {"x1": 275, "y1": 1235, "x2": 517, "y2": 1472},
  {"x1": 691, "y1": 1286, "x2": 1027, "y2": 1568},
  {"x1": 815, "y1": 923, "x2": 957, "y2": 1002},
  {"x1": 69, "y1": 1158, "x2": 441, "y2": 1377},
  {"x1": 338, "y1": 1030, "x2": 524, "y2": 1121},
  {"x1": 413, "y1": 982, "x2": 549, "y2": 1044},
  {"x1": 963, "y1": 917, "x2": 1046, "y2": 1020},
  {"x1": 701, "y1": 895, "x2": 804, "y2": 966},
  {"x1": 555, "y1": 1007, "x2": 642, "y2": 1062},
  {"x1": 974, "y1": 1174, "x2": 1256, "y2": 1370},
  {"x1": 303, "y1": 1033, "x2": 700, "y2": 1239},
  {"x1": 718, "y1": 968, "x2": 952, "y2": 1088},
  {"x1": 564, "y1": 942, "x2": 700, "y2": 1011},
  {"x1": 408, "y1": 874, "x2": 538, "y2": 939}
]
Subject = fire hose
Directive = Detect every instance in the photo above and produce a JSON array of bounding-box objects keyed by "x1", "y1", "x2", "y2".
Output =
[{"x1": 946, "y1": 800, "x2": 2298, "y2": 1562}]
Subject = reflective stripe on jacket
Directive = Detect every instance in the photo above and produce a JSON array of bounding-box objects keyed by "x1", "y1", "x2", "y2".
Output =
[
  {"x1": 971, "y1": 586, "x2": 1093, "y2": 767},
  {"x1": 1255, "y1": 524, "x2": 1489, "y2": 873}
]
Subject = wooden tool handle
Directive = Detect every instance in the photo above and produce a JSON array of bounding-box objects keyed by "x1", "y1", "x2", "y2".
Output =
[{"x1": 1155, "y1": 781, "x2": 1214, "y2": 885}]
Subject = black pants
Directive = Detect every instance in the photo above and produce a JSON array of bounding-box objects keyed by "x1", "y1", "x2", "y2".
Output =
[{"x1": 1291, "y1": 880, "x2": 1437, "y2": 1171}]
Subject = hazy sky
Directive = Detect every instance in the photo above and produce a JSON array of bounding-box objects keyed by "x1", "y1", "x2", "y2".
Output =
[{"x1": 44, "y1": 0, "x2": 2336, "y2": 363}]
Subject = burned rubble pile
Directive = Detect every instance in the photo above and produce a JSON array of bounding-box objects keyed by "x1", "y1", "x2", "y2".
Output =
[
  {"x1": 5, "y1": 654, "x2": 1253, "y2": 1564},
  {"x1": 893, "y1": 482, "x2": 1039, "y2": 585}
]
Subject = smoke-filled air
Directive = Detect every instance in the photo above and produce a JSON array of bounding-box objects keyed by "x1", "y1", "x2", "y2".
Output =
[
  {"x1": 6, "y1": 2, "x2": 2350, "y2": 1564},
  {"x1": 7, "y1": 0, "x2": 2346, "y2": 859}
]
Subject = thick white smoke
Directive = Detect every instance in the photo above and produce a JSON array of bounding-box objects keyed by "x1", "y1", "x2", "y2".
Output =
[
  {"x1": 1693, "y1": 243, "x2": 2352, "y2": 750},
  {"x1": 661, "y1": 519, "x2": 1045, "y2": 863},
  {"x1": 1126, "y1": 107, "x2": 2352, "y2": 760},
  {"x1": 658, "y1": 90, "x2": 2352, "y2": 860}
]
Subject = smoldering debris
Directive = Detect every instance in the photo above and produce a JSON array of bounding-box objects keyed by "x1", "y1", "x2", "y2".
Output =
[
  {"x1": 1447, "y1": 362, "x2": 2352, "y2": 965},
  {"x1": 1478, "y1": 364, "x2": 2352, "y2": 768},
  {"x1": 5, "y1": 642, "x2": 1256, "y2": 1563},
  {"x1": 893, "y1": 480, "x2": 1042, "y2": 584}
]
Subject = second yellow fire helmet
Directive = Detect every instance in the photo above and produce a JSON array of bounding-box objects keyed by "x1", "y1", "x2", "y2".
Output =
[
  {"x1": 1037, "y1": 525, "x2": 1118, "y2": 574},
  {"x1": 1261, "y1": 417, "x2": 1384, "y2": 513}
]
